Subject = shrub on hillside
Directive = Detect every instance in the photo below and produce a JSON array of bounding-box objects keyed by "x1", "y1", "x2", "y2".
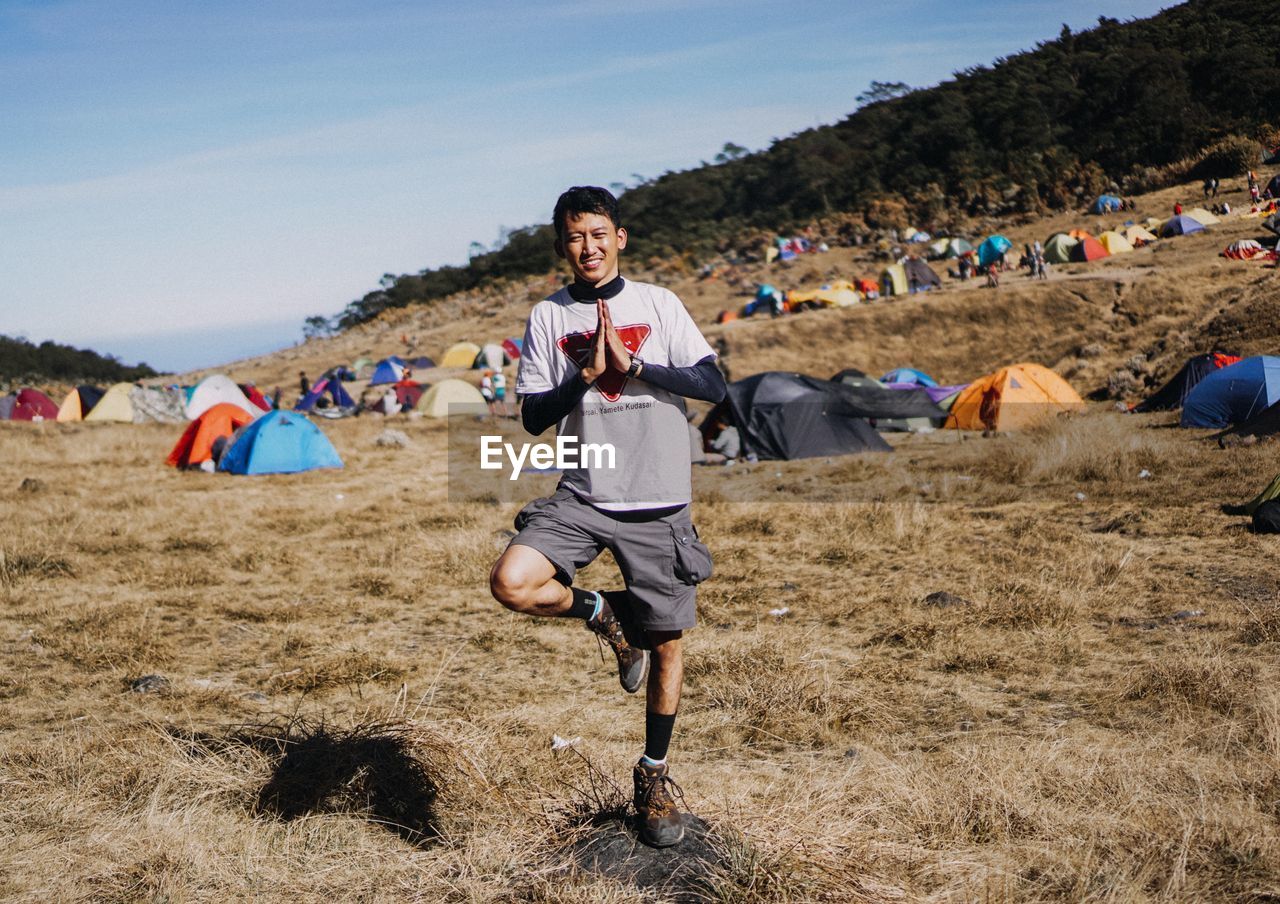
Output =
[{"x1": 1190, "y1": 134, "x2": 1259, "y2": 179}]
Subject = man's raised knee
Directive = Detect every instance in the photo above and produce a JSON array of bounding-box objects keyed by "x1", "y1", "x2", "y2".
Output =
[{"x1": 489, "y1": 561, "x2": 530, "y2": 611}]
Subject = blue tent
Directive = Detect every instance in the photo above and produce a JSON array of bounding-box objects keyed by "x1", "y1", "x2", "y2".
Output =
[
  {"x1": 977, "y1": 234, "x2": 1012, "y2": 266},
  {"x1": 1160, "y1": 215, "x2": 1205, "y2": 238},
  {"x1": 1091, "y1": 194, "x2": 1122, "y2": 214},
  {"x1": 881, "y1": 368, "x2": 938, "y2": 387},
  {"x1": 294, "y1": 376, "x2": 355, "y2": 412},
  {"x1": 218, "y1": 410, "x2": 344, "y2": 475},
  {"x1": 1181, "y1": 357, "x2": 1280, "y2": 428},
  {"x1": 369, "y1": 358, "x2": 406, "y2": 385}
]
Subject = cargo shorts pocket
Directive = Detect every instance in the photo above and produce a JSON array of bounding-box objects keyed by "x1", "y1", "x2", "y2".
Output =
[
  {"x1": 671, "y1": 522, "x2": 714, "y2": 585},
  {"x1": 513, "y1": 488, "x2": 570, "y2": 532}
]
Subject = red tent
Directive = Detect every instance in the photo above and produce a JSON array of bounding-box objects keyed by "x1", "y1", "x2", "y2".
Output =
[
  {"x1": 1069, "y1": 236, "x2": 1110, "y2": 262},
  {"x1": 239, "y1": 384, "x2": 272, "y2": 411},
  {"x1": 11, "y1": 388, "x2": 60, "y2": 421},
  {"x1": 501, "y1": 337, "x2": 522, "y2": 361}
]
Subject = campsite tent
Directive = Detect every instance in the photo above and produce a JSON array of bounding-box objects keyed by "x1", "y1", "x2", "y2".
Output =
[
  {"x1": 475, "y1": 343, "x2": 506, "y2": 370},
  {"x1": 977, "y1": 235, "x2": 1012, "y2": 267},
  {"x1": 880, "y1": 261, "x2": 940, "y2": 297},
  {"x1": 1070, "y1": 235, "x2": 1110, "y2": 262},
  {"x1": 1181, "y1": 356, "x2": 1280, "y2": 428},
  {"x1": 828, "y1": 370, "x2": 948, "y2": 429},
  {"x1": 705, "y1": 372, "x2": 891, "y2": 460},
  {"x1": 1123, "y1": 225, "x2": 1158, "y2": 246},
  {"x1": 84, "y1": 382, "x2": 136, "y2": 422},
  {"x1": 1267, "y1": 174, "x2": 1280, "y2": 198},
  {"x1": 1091, "y1": 194, "x2": 1123, "y2": 214},
  {"x1": 927, "y1": 237, "x2": 973, "y2": 260},
  {"x1": 295, "y1": 376, "x2": 356, "y2": 413},
  {"x1": 788, "y1": 279, "x2": 861, "y2": 309},
  {"x1": 166, "y1": 402, "x2": 256, "y2": 468},
  {"x1": 502, "y1": 338, "x2": 522, "y2": 361},
  {"x1": 130, "y1": 386, "x2": 187, "y2": 423},
  {"x1": 1222, "y1": 240, "x2": 1272, "y2": 260},
  {"x1": 441, "y1": 341, "x2": 482, "y2": 368},
  {"x1": 408, "y1": 356, "x2": 436, "y2": 369},
  {"x1": 1043, "y1": 233, "x2": 1079, "y2": 264},
  {"x1": 1160, "y1": 215, "x2": 1206, "y2": 237},
  {"x1": 0, "y1": 395, "x2": 14, "y2": 419},
  {"x1": 1097, "y1": 231, "x2": 1134, "y2": 254},
  {"x1": 351, "y1": 357, "x2": 375, "y2": 378},
  {"x1": 946, "y1": 363, "x2": 1085, "y2": 431},
  {"x1": 881, "y1": 368, "x2": 937, "y2": 387},
  {"x1": 1134, "y1": 353, "x2": 1241, "y2": 412},
  {"x1": 10, "y1": 389, "x2": 59, "y2": 421},
  {"x1": 416, "y1": 379, "x2": 488, "y2": 417},
  {"x1": 1185, "y1": 207, "x2": 1220, "y2": 226},
  {"x1": 186, "y1": 375, "x2": 258, "y2": 420},
  {"x1": 369, "y1": 358, "x2": 406, "y2": 386},
  {"x1": 218, "y1": 410, "x2": 343, "y2": 475},
  {"x1": 56, "y1": 385, "x2": 104, "y2": 422}
]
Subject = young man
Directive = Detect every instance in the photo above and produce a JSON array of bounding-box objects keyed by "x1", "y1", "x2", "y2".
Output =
[{"x1": 489, "y1": 186, "x2": 725, "y2": 847}]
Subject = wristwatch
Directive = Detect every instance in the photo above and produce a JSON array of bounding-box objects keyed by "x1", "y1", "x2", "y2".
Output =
[{"x1": 627, "y1": 355, "x2": 644, "y2": 378}]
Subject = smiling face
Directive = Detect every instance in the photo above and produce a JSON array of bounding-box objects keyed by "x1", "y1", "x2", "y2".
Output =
[{"x1": 556, "y1": 212, "x2": 627, "y2": 286}]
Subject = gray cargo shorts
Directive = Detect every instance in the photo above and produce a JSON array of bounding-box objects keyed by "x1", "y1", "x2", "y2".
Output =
[{"x1": 509, "y1": 487, "x2": 713, "y2": 632}]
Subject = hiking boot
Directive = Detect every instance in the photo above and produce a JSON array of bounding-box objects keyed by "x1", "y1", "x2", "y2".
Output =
[
  {"x1": 587, "y1": 596, "x2": 648, "y2": 694},
  {"x1": 633, "y1": 759, "x2": 685, "y2": 847}
]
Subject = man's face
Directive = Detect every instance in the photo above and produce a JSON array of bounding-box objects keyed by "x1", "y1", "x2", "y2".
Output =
[{"x1": 557, "y1": 212, "x2": 627, "y2": 285}]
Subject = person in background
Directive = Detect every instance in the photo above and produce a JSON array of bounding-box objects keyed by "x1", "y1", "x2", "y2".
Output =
[
  {"x1": 492, "y1": 369, "x2": 509, "y2": 417},
  {"x1": 298, "y1": 371, "x2": 310, "y2": 400},
  {"x1": 480, "y1": 369, "x2": 497, "y2": 418}
]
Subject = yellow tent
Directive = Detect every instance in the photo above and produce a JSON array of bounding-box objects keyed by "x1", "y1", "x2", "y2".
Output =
[
  {"x1": 1123, "y1": 225, "x2": 1158, "y2": 246},
  {"x1": 416, "y1": 379, "x2": 488, "y2": 417},
  {"x1": 880, "y1": 264, "x2": 907, "y2": 297},
  {"x1": 1097, "y1": 231, "x2": 1134, "y2": 254},
  {"x1": 1185, "y1": 207, "x2": 1221, "y2": 226},
  {"x1": 441, "y1": 341, "x2": 482, "y2": 368},
  {"x1": 84, "y1": 383, "x2": 135, "y2": 422},
  {"x1": 788, "y1": 279, "x2": 861, "y2": 309},
  {"x1": 945, "y1": 363, "x2": 1084, "y2": 431}
]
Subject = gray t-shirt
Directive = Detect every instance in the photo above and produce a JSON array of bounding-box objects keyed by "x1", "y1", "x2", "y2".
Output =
[{"x1": 516, "y1": 280, "x2": 716, "y2": 510}]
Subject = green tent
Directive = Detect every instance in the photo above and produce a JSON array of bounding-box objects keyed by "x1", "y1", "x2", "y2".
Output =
[{"x1": 1043, "y1": 233, "x2": 1079, "y2": 264}]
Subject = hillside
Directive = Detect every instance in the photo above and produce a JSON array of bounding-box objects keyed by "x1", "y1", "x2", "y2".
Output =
[
  {"x1": 196, "y1": 169, "x2": 1279, "y2": 421},
  {"x1": 324, "y1": 0, "x2": 1280, "y2": 331}
]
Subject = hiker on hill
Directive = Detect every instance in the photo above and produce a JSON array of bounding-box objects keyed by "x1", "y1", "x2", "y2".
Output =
[
  {"x1": 298, "y1": 371, "x2": 310, "y2": 398},
  {"x1": 490, "y1": 186, "x2": 726, "y2": 848}
]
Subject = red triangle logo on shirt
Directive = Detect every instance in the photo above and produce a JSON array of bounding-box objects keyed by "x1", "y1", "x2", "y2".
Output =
[{"x1": 557, "y1": 324, "x2": 651, "y2": 402}]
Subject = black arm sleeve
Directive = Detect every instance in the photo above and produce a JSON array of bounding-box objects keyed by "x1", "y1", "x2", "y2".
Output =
[
  {"x1": 638, "y1": 355, "x2": 727, "y2": 403},
  {"x1": 520, "y1": 371, "x2": 591, "y2": 436}
]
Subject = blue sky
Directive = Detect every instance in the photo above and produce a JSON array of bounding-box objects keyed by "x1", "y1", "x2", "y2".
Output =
[{"x1": 0, "y1": 0, "x2": 1173, "y2": 371}]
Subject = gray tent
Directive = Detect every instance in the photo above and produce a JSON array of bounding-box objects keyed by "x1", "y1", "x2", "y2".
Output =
[
  {"x1": 130, "y1": 386, "x2": 186, "y2": 424},
  {"x1": 702, "y1": 372, "x2": 893, "y2": 460}
]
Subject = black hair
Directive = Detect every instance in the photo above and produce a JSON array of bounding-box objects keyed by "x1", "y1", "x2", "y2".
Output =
[{"x1": 553, "y1": 186, "x2": 621, "y2": 240}]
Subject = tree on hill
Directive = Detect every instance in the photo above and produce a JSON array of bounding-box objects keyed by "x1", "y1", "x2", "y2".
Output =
[
  {"x1": 324, "y1": 0, "x2": 1280, "y2": 331},
  {"x1": 0, "y1": 335, "x2": 157, "y2": 384}
]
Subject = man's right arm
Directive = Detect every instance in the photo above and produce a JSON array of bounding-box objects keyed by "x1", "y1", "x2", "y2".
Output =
[{"x1": 520, "y1": 372, "x2": 591, "y2": 436}]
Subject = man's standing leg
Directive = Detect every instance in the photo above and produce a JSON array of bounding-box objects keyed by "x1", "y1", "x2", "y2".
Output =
[{"x1": 634, "y1": 629, "x2": 685, "y2": 846}]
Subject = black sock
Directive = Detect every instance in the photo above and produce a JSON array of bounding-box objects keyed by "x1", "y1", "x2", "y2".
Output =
[
  {"x1": 567, "y1": 587, "x2": 599, "y2": 620},
  {"x1": 644, "y1": 711, "x2": 677, "y2": 762}
]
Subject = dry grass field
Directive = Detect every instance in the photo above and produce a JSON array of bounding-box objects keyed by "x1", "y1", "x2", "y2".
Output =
[{"x1": 5, "y1": 176, "x2": 1280, "y2": 901}]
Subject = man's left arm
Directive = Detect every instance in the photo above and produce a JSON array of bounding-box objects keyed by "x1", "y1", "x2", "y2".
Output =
[{"x1": 636, "y1": 356, "x2": 725, "y2": 403}]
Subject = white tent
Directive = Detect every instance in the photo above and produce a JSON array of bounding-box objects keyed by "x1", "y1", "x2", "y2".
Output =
[{"x1": 186, "y1": 374, "x2": 258, "y2": 420}]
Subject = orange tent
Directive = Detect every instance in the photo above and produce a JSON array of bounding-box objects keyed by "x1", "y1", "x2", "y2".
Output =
[
  {"x1": 945, "y1": 363, "x2": 1085, "y2": 431},
  {"x1": 166, "y1": 402, "x2": 255, "y2": 468},
  {"x1": 1068, "y1": 229, "x2": 1095, "y2": 240}
]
